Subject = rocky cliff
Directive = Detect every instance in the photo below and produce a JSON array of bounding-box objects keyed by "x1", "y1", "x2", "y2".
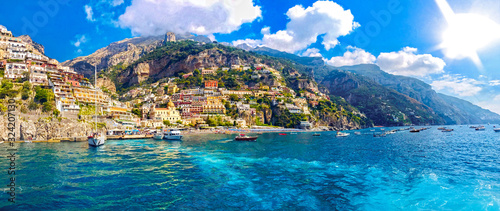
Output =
[
  {"x1": 19, "y1": 35, "x2": 45, "y2": 54},
  {"x1": 96, "y1": 76, "x2": 117, "y2": 93}
]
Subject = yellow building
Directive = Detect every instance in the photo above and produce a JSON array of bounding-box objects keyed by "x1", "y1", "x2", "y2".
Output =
[
  {"x1": 152, "y1": 100, "x2": 181, "y2": 122},
  {"x1": 203, "y1": 98, "x2": 226, "y2": 114},
  {"x1": 109, "y1": 107, "x2": 135, "y2": 121},
  {"x1": 167, "y1": 84, "x2": 179, "y2": 94},
  {"x1": 73, "y1": 87, "x2": 109, "y2": 105}
]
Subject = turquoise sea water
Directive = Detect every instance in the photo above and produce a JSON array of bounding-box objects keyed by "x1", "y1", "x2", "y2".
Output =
[{"x1": 1, "y1": 126, "x2": 500, "y2": 210}]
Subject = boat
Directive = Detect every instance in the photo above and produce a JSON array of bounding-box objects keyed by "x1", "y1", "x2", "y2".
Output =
[
  {"x1": 88, "y1": 65, "x2": 106, "y2": 147},
  {"x1": 336, "y1": 131, "x2": 349, "y2": 137},
  {"x1": 153, "y1": 130, "x2": 164, "y2": 140},
  {"x1": 164, "y1": 129, "x2": 183, "y2": 140},
  {"x1": 410, "y1": 129, "x2": 420, "y2": 133},
  {"x1": 234, "y1": 134, "x2": 258, "y2": 141},
  {"x1": 494, "y1": 128, "x2": 500, "y2": 132},
  {"x1": 469, "y1": 126, "x2": 477, "y2": 128},
  {"x1": 354, "y1": 132, "x2": 361, "y2": 135},
  {"x1": 373, "y1": 133, "x2": 386, "y2": 137},
  {"x1": 475, "y1": 126, "x2": 486, "y2": 131},
  {"x1": 279, "y1": 133, "x2": 287, "y2": 135},
  {"x1": 290, "y1": 132, "x2": 298, "y2": 134},
  {"x1": 442, "y1": 129, "x2": 454, "y2": 132},
  {"x1": 312, "y1": 133, "x2": 321, "y2": 136},
  {"x1": 386, "y1": 130, "x2": 396, "y2": 134},
  {"x1": 437, "y1": 127, "x2": 446, "y2": 130}
]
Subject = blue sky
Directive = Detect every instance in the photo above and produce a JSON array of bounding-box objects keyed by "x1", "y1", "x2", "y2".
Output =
[{"x1": 1, "y1": 0, "x2": 499, "y2": 114}]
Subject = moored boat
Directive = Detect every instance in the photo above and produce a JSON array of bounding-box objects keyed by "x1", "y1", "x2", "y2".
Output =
[
  {"x1": 88, "y1": 133, "x2": 106, "y2": 147},
  {"x1": 410, "y1": 129, "x2": 420, "y2": 133},
  {"x1": 313, "y1": 133, "x2": 321, "y2": 136},
  {"x1": 153, "y1": 130, "x2": 164, "y2": 140},
  {"x1": 437, "y1": 127, "x2": 446, "y2": 130},
  {"x1": 164, "y1": 129, "x2": 183, "y2": 140},
  {"x1": 234, "y1": 134, "x2": 258, "y2": 141},
  {"x1": 442, "y1": 129, "x2": 454, "y2": 132},
  {"x1": 494, "y1": 128, "x2": 500, "y2": 132},
  {"x1": 475, "y1": 126, "x2": 486, "y2": 131},
  {"x1": 88, "y1": 65, "x2": 106, "y2": 147}
]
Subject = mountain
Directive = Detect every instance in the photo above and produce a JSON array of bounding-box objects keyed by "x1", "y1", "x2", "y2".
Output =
[
  {"x1": 246, "y1": 48, "x2": 500, "y2": 125},
  {"x1": 252, "y1": 47, "x2": 325, "y2": 66},
  {"x1": 19, "y1": 35, "x2": 45, "y2": 54},
  {"x1": 63, "y1": 36, "x2": 484, "y2": 127},
  {"x1": 329, "y1": 64, "x2": 500, "y2": 124},
  {"x1": 437, "y1": 94, "x2": 500, "y2": 124},
  {"x1": 95, "y1": 40, "x2": 367, "y2": 129},
  {"x1": 61, "y1": 33, "x2": 212, "y2": 78},
  {"x1": 319, "y1": 69, "x2": 444, "y2": 126}
]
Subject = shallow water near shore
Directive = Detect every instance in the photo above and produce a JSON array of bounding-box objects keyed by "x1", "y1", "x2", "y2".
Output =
[{"x1": 1, "y1": 126, "x2": 500, "y2": 210}]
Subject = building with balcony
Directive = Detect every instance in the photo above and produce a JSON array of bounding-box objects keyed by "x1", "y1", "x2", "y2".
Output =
[
  {"x1": 5, "y1": 63, "x2": 28, "y2": 79},
  {"x1": 73, "y1": 87, "x2": 109, "y2": 105}
]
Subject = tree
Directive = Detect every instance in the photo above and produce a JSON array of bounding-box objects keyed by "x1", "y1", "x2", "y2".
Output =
[
  {"x1": 176, "y1": 120, "x2": 183, "y2": 125},
  {"x1": 164, "y1": 85, "x2": 169, "y2": 93},
  {"x1": 193, "y1": 69, "x2": 201, "y2": 76},
  {"x1": 131, "y1": 108, "x2": 142, "y2": 117},
  {"x1": 53, "y1": 109, "x2": 60, "y2": 117},
  {"x1": 163, "y1": 120, "x2": 171, "y2": 126},
  {"x1": 229, "y1": 94, "x2": 239, "y2": 102}
]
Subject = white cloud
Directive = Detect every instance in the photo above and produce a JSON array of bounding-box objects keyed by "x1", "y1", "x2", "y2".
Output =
[
  {"x1": 377, "y1": 47, "x2": 446, "y2": 77},
  {"x1": 476, "y1": 95, "x2": 500, "y2": 115},
  {"x1": 232, "y1": 38, "x2": 261, "y2": 47},
  {"x1": 207, "y1": 34, "x2": 216, "y2": 42},
  {"x1": 431, "y1": 74, "x2": 484, "y2": 97},
  {"x1": 325, "y1": 46, "x2": 376, "y2": 67},
  {"x1": 71, "y1": 35, "x2": 88, "y2": 48},
  {"x1": 117, "y1": 0, "x2": 262, "y2": 36},
  {"x1": 84, "y1": 5, "x2": 95, "y2": 22},
  {"x1": 233, "y1": 1, "x2": 359, "y2": 53},
  {"x1": 108, "y1": 0, "x2": 124, "y2": 7},
  {"x1": 302, "y1": 48, "x2": 322, "y2": 57},
  {"x1": 489, "y1": 80, "x2": 500, "y2": 86}
]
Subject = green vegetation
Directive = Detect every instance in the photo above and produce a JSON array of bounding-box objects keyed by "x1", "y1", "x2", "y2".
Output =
[
  {"x1": 163, "y1": 120, "x2": 171, "y2": 126},
  {"x1": 131, "y1": 108, "x2": 142, "y2": 117},
  {"x1": 0, "y1": 79, "x2": 18, "y2": 99}
]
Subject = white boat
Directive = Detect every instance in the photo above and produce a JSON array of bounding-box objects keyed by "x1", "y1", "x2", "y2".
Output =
[
  {"x1": 88, "y1": 65, "x2": 106, "y2": 147},
  {"x1": 354, "y1": 132, "x2": 361, "y2": 135},
  {"x1": 164, "y1": 129, "x2": 183, "y2": 140},
  {"x1": 336, "y1": 131, "x2": 349, "y2": 137},
  {"x1": 153, "y1": 129, "x2": 164, "y2": 140},
  {"x1": 494, "y1": 128, "x2": 500, "y2": 132},
  {"x1": 153, "y1": 132, "x2": 164, "y2": 140},
  {"x1": 475, "y1": 126, "x2": 486, "y2": 131},
  {"x1": 88, "y1": 133, "x2": 106, "y2": 147}
]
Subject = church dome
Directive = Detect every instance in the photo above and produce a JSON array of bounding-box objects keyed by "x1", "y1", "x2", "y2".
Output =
[{"x1": 167, "y1": 100, "x2": 175, "y2": 108}]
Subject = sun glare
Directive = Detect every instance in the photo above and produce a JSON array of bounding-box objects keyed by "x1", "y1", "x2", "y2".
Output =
[{"x1": 435, "y1": 0, "x2": 500, "y2": 68}]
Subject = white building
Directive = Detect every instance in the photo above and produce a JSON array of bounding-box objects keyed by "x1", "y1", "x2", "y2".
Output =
[{"x1": 5, "y1": 63, "x2": 28, "y2": 79}]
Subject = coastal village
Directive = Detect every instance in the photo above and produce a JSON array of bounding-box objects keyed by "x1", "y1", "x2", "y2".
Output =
[{"x1": 0, "y1": 26, "x2": 328, "y2": 141}]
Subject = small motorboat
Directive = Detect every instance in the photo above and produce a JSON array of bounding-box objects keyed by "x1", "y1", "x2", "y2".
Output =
[
  {"x1": 354, "y1": 132, "x2": 361, "y2": 135},
  {"x1": 279, "y1": 133, "x2": 287, "y2": 135},
  {"x1": 410, "y1": 129, "x2": 420, "y2": 133},
  {"x1": 475, "y1": 126, "x2": 486, "y2": 131},
  {"x1": 442, "y1": 129, "x2": 454, "y2": 132},
  {"x1": 336, "y1": 131, "x2": 349, "y2": 137},
  {"x1": 373, "y1": 133, "x2": 386, "y2": 137},
  {"x1": 290, "y1": 132, "x2": 298, "y2": 134},
  {"x1": 313, "y1": 133, "x2": 321, "y2": 136},
  {"x1": 494, "y1": 128, "x2": 500, "y2": 132},
  {"x1": 234, "y1": 134, "x2": 258, "y2": 141},
  {"x1": 437, "y1": 127, "x2": 446, "y2": 130}
]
